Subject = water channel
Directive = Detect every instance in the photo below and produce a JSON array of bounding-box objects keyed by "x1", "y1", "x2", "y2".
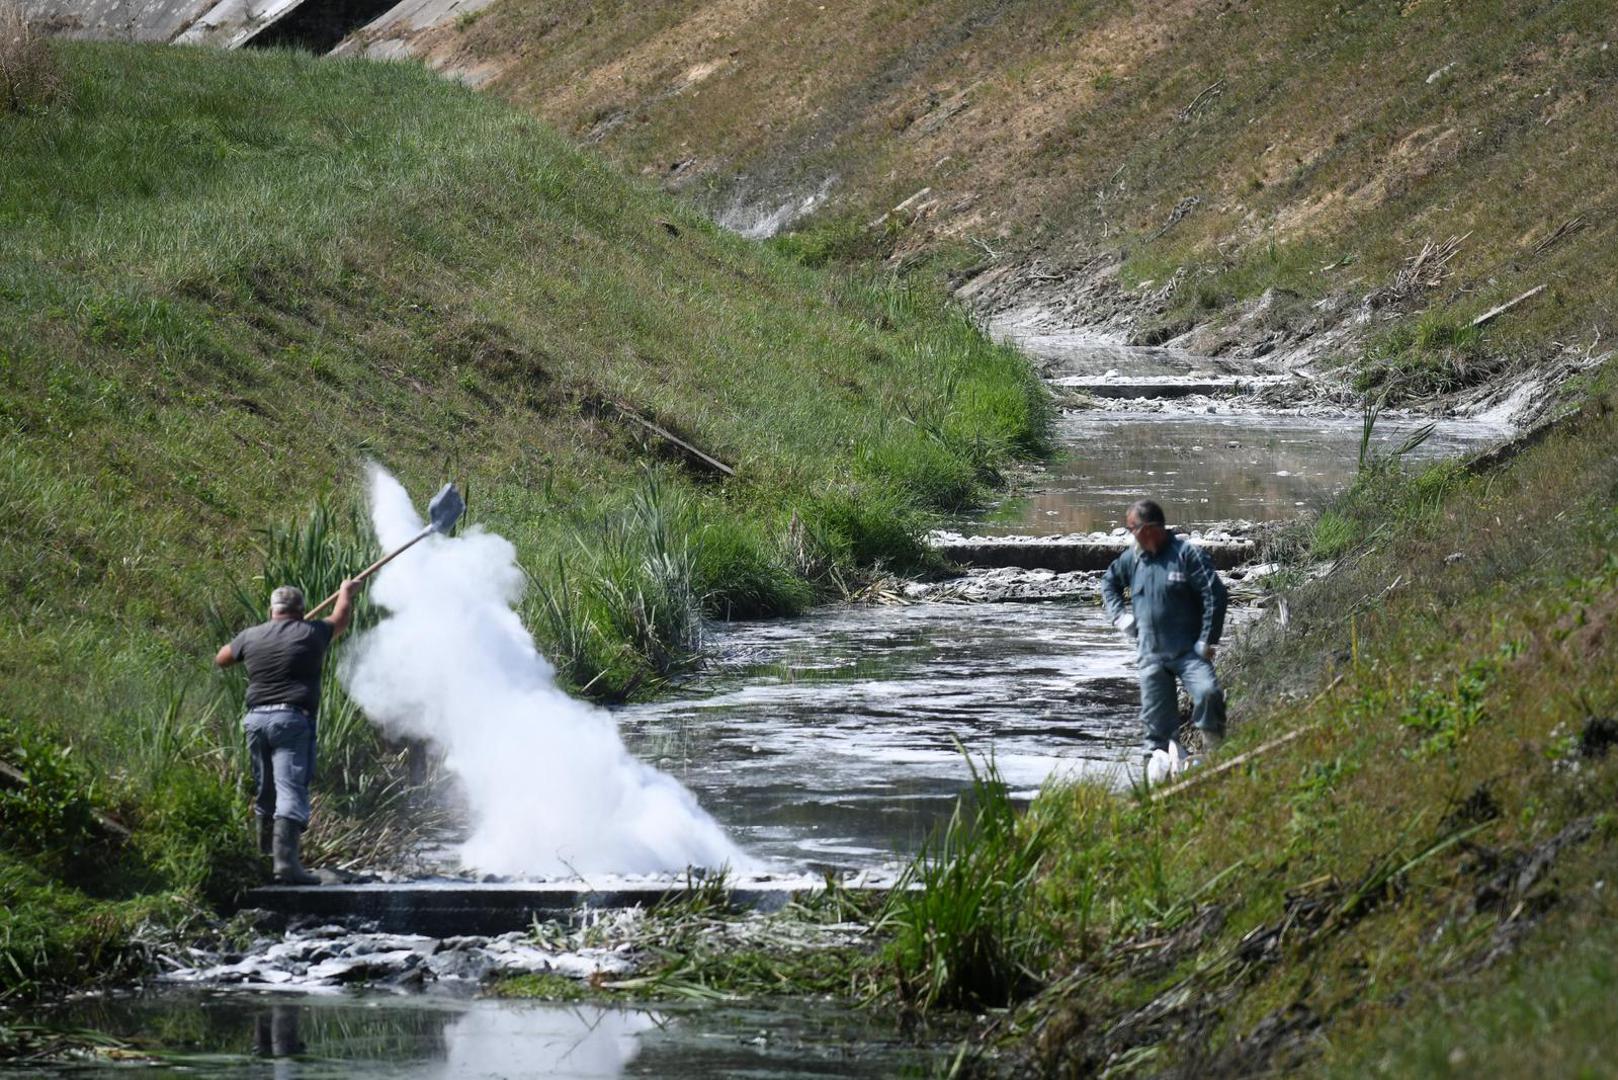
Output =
[
  {"x1": 14, "y1": 340, "x2": 1512, "y2": 1076},
  {"x1": 24, "y1": 993, "x2": 934, "y2": 1078}
]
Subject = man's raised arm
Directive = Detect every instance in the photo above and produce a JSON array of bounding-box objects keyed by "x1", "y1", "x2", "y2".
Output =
[{"x1": 324, "y1": 578, "x2": 361, "y2": 639}]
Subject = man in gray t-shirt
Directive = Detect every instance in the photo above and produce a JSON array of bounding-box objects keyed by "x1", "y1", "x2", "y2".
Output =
[{"x1": 216, "y1": 579, "x2": 357, "y2": 884}]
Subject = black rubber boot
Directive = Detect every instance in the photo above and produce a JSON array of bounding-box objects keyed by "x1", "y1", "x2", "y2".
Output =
[
  {"x1": 272, "y1": 818, "x2": 320, "y2": 885},
  {"x1": 256, "y1": 813, "x2": 274, "y2": 857}
]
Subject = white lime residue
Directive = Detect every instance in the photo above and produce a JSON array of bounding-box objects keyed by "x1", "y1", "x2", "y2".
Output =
[{"x1": 342, "y1": 465, "x2": 747, "y2": 878}]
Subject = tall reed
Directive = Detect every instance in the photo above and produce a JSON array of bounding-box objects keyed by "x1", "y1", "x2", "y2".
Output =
[
  {"x1": 878, "y1": 748, "x2": 1052, "y2": 1010},
  {"x1": 0, "y1": 3, "x2": 61, "y2": 114}
]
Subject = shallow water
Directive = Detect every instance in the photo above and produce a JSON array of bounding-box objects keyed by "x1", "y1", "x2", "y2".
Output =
[
  {"x1": 960, "y1": 408, "x2": 1505, "y2": 536},
  {"x1": 29, "y1": 991, "x2": 932, "y2": 1078},
  {"x1": 612, "y1": 407, "x2": 1501, "y2": 876},
  {"x1": 619, "y1": 600, "x2": 1140, "y2": 872}
]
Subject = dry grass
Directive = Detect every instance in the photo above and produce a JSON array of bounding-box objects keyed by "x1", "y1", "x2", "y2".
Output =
[
  {"x1": 0, "y1": 3, "x2": 60, "y2": 114},
  {"x1": 427, "y1": 0, "x2": 1617, "y2": 377}
]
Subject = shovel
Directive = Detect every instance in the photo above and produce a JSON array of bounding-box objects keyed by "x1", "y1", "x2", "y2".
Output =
[{"x1": 304, "y1": 482, "x2": 465, "y2": 620}]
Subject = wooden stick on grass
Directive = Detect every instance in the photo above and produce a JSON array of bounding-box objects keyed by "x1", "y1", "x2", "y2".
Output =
[{"x1": 1153, "y1": 673, "x2": 1347, "y2": 802}]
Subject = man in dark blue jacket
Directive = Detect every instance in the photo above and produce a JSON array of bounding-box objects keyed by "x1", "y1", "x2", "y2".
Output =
[{"x1": 1100, "y1": 499, "x2": 1228, "y2": 760}]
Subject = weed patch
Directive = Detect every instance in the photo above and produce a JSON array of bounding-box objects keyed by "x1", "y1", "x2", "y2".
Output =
[
  {"x1": 879, "y1": 751, "x2": 1051, "y2": 1010},
  {"x1": 1355, "y1": 311, "x2": 1493, "y2": 397},
  {"x1": 0, "y1": 4, "x2": 61, "y2": 114}
]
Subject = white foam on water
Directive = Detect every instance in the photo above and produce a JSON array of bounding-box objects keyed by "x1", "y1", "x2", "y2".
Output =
[{"x1": 341, "y1": 466, "x2": 749, "y2": 879}]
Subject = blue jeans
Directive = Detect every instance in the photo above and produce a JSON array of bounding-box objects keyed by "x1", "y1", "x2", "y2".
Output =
[
  {"x1": 245, "y1": 707, "x2": 315, "y2": 826},
  {"x1": 1138, "y1": 651, "x2": 1226, "y2": 752}
]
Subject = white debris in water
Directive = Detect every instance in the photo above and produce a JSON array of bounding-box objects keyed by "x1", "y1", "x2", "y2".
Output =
[
  {"x1": 927, "y1": 526, "x2": 1256, "y2": 546},
  {"x1": 343, "y1": 466, "x2": 748, "y2": 878},
  {"x1": 156, "y1": 926, "x2": 635, "y2": 991},
  {"x1": 1463, "y1": 376, "x2": 1540, "y2": 431},
  {"x1": 901, "y1": 567, "x2": 1104, "y2": 603}
]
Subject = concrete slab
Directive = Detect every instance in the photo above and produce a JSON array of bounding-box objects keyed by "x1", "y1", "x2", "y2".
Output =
[
  {"x1": 929, "y1": 532, "x2": 1257, "y2": 573},
  {"x1": 173, "y1": 0, "x2": 303, "y2": 47},
  {"x1": 332, "y1": 0, "x2": 496, "y2": 56},
  {"x1": 20, "y1": 0, "x2": 217, "y2": 42},
  {"x1": 243, "y1": 879, "x2": 884, "y2": 936},
  {"x1": 22, "y1": 0, "x2": 303, "y2": 46},
  {"x1": 1053, "y1": 374, "x2": 1294, "y2": 399},
  {"x1": 23, "y1": 0, "x2": 428, "y2": 50}
]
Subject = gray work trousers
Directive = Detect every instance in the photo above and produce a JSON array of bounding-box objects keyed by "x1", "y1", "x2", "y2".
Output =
[
  {"x1": 245, "y1": 707, "x2": 314, "y2": 826},
  {"x1": 1138, "y1": 651, "x2": 1226, "y2": 752}
]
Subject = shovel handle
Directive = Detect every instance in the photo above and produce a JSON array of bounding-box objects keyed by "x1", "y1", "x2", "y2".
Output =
[{"x1": 304, "y1": 525, "x2": 432, "y2": 620}]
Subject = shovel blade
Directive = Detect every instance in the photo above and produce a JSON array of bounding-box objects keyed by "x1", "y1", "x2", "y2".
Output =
[{"x1": 427, "y1": 482, "x2": 465, "y2": 535}]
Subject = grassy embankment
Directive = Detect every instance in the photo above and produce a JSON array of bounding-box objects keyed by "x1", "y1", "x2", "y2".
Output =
[
  {"x1": 438, "y1": 0, "x2": 1615, "y2": 393},
  {"x1": 0, "y1": 40, "x2": 1047, "y2": 1001},
  {"x1": 861, "y1": 363, "x2": 1618, "y2": 1074},
  {"x1": 561, "y1": 360, "x2": 1618, "y2": 1076}
]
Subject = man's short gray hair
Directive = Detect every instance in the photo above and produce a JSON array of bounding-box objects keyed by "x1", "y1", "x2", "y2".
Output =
[
  {"x1": 1129, "y1": 499, "x2": 1166, "y2": 527},
  {"x1": 269, "y1": 585, "x2": 306, "y2": 614}
]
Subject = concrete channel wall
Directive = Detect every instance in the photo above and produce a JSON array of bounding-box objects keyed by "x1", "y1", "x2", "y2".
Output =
[
  {"x1": 20, "y1": 0, "x2": 223, "y2": 43},
  {"x1": 19, "y1": 0, "x2": 443, "y2": 51}
]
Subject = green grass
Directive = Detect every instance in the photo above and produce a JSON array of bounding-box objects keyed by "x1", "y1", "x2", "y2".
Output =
[
  {"x1": 877, "y1": 362, "x2": 1618, "y2": 1072},
  {"x1": 1355, "y1": 312, "x2": 1491, "y2": 396},
  {"x1": 1326, "y1": 903, "x2": 1618, "y2": 1077},
  {"x1": 0, "y1": 40, "x2": 1048, "y2": 997},
  {"x1": 877, "y1": 750, "x2": 1051, "y2": 1010}
]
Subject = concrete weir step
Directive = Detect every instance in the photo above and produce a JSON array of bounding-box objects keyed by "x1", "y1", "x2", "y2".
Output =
[
  {"x1": 243, "y1": 880, "x2": 877, "y2": 936},
  {"x1": 1053, "y1": 374, "x2": 1292, "y2": 399},
  {"x1": 930, "y1": 532, "x2": 1256, "y2": 573}
]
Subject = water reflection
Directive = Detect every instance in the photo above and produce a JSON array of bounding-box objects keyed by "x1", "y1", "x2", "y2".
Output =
[
  {"x1": 985, "y1": 316, "x2": 1244, "y2": 378},
  {"x1": 966, "y1": 409, "x2": 1503, "y2": 535},
  {"x1": 437, "y1": 1005, "x2": 656, "y2": 1078},
  {"x1": 32, "y1": 992, "x2": 928, "y2": 1078}
]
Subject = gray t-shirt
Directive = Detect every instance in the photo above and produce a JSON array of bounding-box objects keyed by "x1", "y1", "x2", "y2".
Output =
[{"x1": 230, "y1": 618, "x2": 336, "y2": 714}]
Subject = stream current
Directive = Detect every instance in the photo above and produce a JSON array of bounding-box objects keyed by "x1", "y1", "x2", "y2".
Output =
[{"x1": 23, "y1": 338, "x2": 1512, "y2": 1077}]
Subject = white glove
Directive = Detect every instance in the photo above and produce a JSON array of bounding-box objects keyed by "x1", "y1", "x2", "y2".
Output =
[
  {"x1": 1114, "y1": 613, "x2": 1137, "y2": 636},
  {"x1": 1195, "y1": 640, "x2": 1216, "y2": 660}
]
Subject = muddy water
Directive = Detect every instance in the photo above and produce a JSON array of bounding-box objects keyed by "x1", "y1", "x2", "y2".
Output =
[
  {"x1": 966, "y1": 407, "x2": 1505, "y2": 536},
  {"x1": 619, "y1": 600, "x2": 1140, "y2": 872},
  {"x1": 29, "y1": 991, "x2": 929, "y2": 1078}
]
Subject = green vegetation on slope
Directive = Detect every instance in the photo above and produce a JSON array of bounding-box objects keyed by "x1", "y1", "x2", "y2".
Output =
[
  {"x1": 447, "y1": 0, "x2": 1615, "y2": 389},
  {"x1": 872, "y1": 364, "x2": 1618, "y2": 1073},
  {"x1": 0, "y1": 41, "x2": 1047, "y2": 998}
]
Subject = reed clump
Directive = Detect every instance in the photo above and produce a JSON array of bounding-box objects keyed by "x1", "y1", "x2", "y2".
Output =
[
  {"x1": 0, "y1": 4, "x2": 61, "y2": 114},
  {"x1": 878, "y1": 750, "x2": 1052, "y2": 1011}
]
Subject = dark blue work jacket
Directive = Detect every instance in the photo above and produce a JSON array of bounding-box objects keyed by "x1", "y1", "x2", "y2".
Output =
[{"x1": 1100, "y1": 535, "x2": 1228, "y2": 663}]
